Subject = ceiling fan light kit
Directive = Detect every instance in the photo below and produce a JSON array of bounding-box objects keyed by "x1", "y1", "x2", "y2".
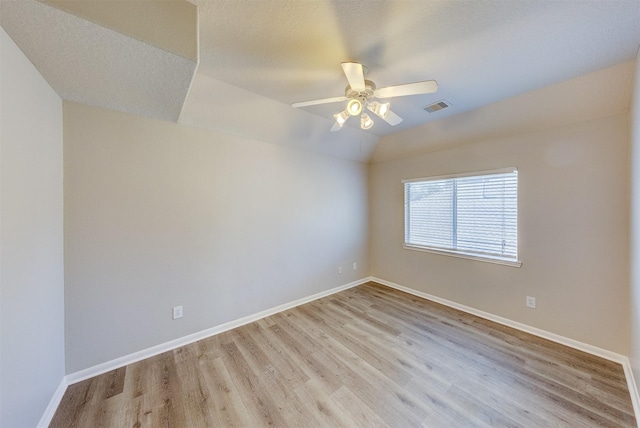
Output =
[
  {"x1": 333, "y1": 110, "x2": 349, "y2": 127},
  {"x1": 367, "y1": 101, "x2": 390, "y2": 119},
  {"x1": 360, "y1": 113, "x2": 374, "y2": 130},
  {"x1": 292, "y1": 62, "x2": 438, "y2": 132},
  {"x1": 346, "y1": 98, "x2": 363, "y2": 116}
]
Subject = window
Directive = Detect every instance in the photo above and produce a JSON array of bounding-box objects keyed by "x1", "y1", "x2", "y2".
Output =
[{"x1": 403, "y1": 168, "x2": 520, "y2": 266}]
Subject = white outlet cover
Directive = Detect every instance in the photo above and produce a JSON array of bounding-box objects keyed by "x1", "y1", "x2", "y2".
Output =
[
  {"x1": 338, "y1": 266, "x2": 343, "y2": 274},
  {"x1": 173, "y1": 305, "x2": 183, "y2": 319},
  {"x1": 526, "y1": 297, "x2": 536, "y2": 309},
  {"x1": 353, "y1": 262, "x2": 357, "y2": 270}
]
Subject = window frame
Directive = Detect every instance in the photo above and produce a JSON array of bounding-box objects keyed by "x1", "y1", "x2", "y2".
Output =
[{"x1": 402, "y1": 167, "x2": 522, "y2": 267}]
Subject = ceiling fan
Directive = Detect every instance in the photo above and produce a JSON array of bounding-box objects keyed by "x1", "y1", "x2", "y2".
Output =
[{"x1": 292, "y1": 62, "x2": 438, "y2": 131}]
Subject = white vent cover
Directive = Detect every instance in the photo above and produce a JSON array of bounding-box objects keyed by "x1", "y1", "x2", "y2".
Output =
[{"x1": 424, "y1": 100, "x2": 451, "y2": 113}]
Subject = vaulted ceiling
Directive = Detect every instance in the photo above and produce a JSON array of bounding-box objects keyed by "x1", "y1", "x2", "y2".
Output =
[{"x1": 2, "y1": 0, "x2": 639, "y2": 162}]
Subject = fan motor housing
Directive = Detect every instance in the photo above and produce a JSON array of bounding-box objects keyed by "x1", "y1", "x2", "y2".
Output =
[{"x1": 345, "y1": 80, "x2": 376, "y2": 102}]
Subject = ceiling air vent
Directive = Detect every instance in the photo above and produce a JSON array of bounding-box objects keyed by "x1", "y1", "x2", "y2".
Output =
[{"x1": 424, "y1": 100, "x2": 451, "y2": 113}]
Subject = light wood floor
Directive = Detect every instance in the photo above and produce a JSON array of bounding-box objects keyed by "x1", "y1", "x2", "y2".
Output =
[{"x1": 51, "y1": 282, "x2": 637, "y2": 427}]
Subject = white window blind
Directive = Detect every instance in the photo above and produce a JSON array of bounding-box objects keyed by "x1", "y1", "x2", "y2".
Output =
[{"x1": 403, "y1": 168, "x2": 518, "y2": 263}]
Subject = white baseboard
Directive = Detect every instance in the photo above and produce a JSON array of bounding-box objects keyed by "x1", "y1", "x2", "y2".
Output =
[
  {"x1": 37, "y1": 377, "x2": 68, "y2": 428},
  {"x1": 622, "y1": 359, "x2": 640, "y2": 424},
  {"x1": 65, "y1": 277, "x2": 372, "y2": 385},
  {"x1": 371, "y1": 276, "x2": 640, "y2": 424},
  {"x1": 58, "y1": 275, "x2": 640, "y2": 425}
]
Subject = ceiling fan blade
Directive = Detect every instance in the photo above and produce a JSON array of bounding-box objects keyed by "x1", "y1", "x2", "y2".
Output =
[
  {"x1": 330, "y1": 122, "x2": 343, "y2": 132},
  {"x1": 381, "y1": 109, "x2": 403, "y2": 126},
  {"x1": 376, "y1": 80, "x2": 438, "y2": 98},
  {"x1": 341, "y1": 62, "x2": 366, "y2": 92},
  {"x1": 292, "y1": 96, "x2": 347, "y2": 108}
]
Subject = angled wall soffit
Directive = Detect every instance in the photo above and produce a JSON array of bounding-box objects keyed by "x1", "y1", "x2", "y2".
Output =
[{"x1": 1, "y1": 0, "x2": 199, "y2": 122}]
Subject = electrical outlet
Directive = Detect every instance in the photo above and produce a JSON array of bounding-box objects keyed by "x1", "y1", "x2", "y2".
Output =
[
  {"x1": 173, "y1": 305, "x2": 183, "y2": 319},
  {"x1": 353, "y1": 262, "x2": 357, "y2": 270},
  {"x1": 526, "y1": 296, "x2": 536, "y2": 309},
  {"x1": 338, "y1": 266, "x2": 343, "y2": 274}
]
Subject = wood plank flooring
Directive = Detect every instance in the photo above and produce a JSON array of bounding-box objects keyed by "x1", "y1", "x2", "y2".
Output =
[{"x1": 51, "y1": 282, "x2": 637, "y2": 427}]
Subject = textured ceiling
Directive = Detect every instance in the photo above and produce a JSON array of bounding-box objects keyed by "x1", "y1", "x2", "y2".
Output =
[
  {"x1": 1, "y1": 0, "x2": 639, "y2": 162},
  {"x1": 372, "y1": 61, "x2": 635, "y2": 163},
  {"x1": 40, "y1": 0, "x2": 198, "y2": 61},
  {"x1": 191, "y1": 0, "x2": 640, "y2": 136}
]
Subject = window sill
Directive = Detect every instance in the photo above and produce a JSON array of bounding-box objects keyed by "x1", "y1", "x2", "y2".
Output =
[{"x1": 403, "y1": 244, "x2": 522, "y2": 268}]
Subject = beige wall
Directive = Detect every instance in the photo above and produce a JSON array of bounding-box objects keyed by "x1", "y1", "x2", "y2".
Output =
[
  {"x1": 370, "y1": 111, "x2": 630, "y2": 354},
  {"x1": 0, "y1": 28, "x2": 65, "y2": 427},
  {"x1": 630, "y1": 47, "x2": 640, "y2": 389},
  {"x1": 63, "y1": 102, "x2": 370, "y2": 373}
]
